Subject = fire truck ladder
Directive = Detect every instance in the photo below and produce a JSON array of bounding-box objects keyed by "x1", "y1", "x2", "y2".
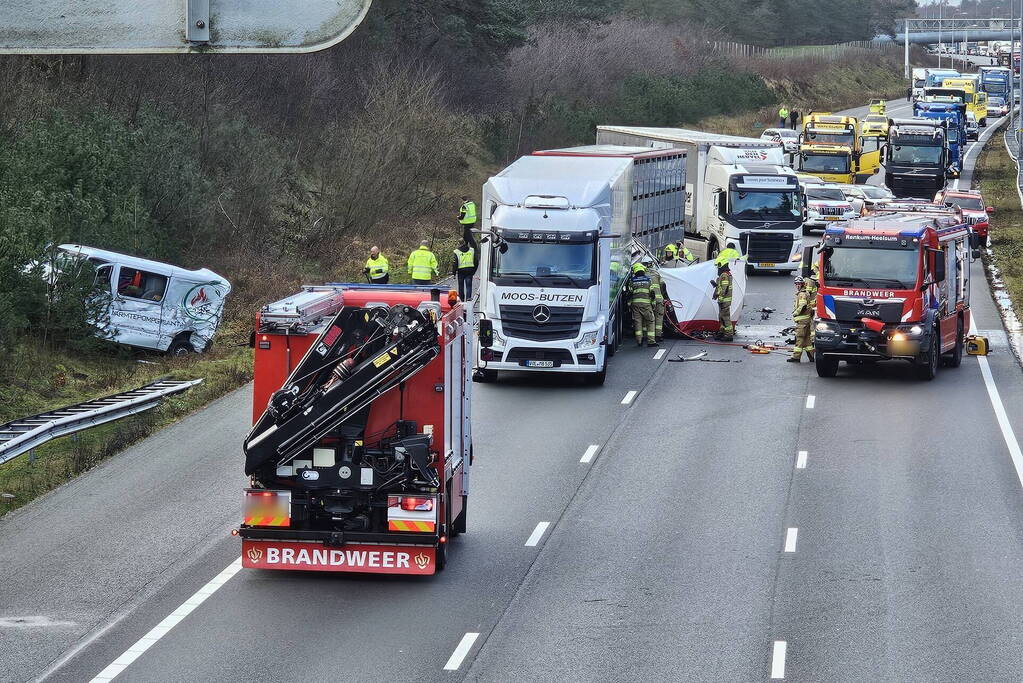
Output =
[
  {"x1": 0, "y1": 379, "x2": 203, "y2": 466},
  {"x1": 244, "y1": 304, "x2": 441, "y2": 476}
]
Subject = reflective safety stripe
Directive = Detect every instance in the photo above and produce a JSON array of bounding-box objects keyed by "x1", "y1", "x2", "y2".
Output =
[
  {"x1": 388, "y1": 519, "x2": 436, "y2": 532},
  {"x1": 793, "y1": 314, "x2": 811, "y2": 321},
  {"x1": 245, "y1": 516, "x2": 290, "y2": 527},
  {"x1": 408, "y1": 248, "x2": 437, "y2": 280},
  {"x1": 455, "y1": 249, "x2": 475, "y2": 269},
  {"x1": 365, "y1": 256, "x2": 389, "y2": 277}
]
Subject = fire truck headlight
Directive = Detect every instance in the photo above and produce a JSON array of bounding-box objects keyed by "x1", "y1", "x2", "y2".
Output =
[
  {"x1": 890, "y1": 332, "x2": 907, "y2": 342},
  {"x1": 575, "y1": 331, "x2": 599, "y2": 349},
  {"x1": 815, "y1": 321, "x2": 836, "y2": 333},
  {"x1": 909, "y1": 325, "x2": 923, "y2": 335}
]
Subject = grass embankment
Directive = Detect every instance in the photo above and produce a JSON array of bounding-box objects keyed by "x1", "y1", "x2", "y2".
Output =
[
  {"x1": 974, "y1": 131, "x2": 1023, "y2": 320},
  {"x1": 697, "y1": 60, "x2": 910, "y2": 136},
  {"x1": 0, "y1": 223, "x2": 465, "y2": 518}
]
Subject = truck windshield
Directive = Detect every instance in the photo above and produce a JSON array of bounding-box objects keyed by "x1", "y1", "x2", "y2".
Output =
[
  {"x1": 491, "y1": 240, "x2": 596, "y2": 288},
  {"x1": 889, "y1": 144, "x2": 942, "y2": 165},
  {"x1": 801, "y1": 154, "x2": 850, "y2": 174},
  {"x1": 805, "y1": 131, "x2": 854, "y2": 146},
  {"x1": 728, "y1": 190, "x2": 801, "y2": 222},
  {"x1": 824, "y1": 247, "x2": 919, "y2": 289}
]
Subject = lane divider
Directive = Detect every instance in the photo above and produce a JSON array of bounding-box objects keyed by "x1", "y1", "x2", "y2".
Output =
[
  {"x1": 783, "y1": 528, "x2": 798, "y2": 553},
  {"x1": 771, "y1": 640, "x2": 788, "y2": 679},
  {"x1": 89, "y1": 559, "x2": 243, "y2": 682},
  {"x1": 524, "y1": 522, "x2": 550, "y2": 547},
  {"x1": 580, "y1": 444, "x2": 600, "y2": 464},
  {"x1": 443, "y1": 632, "x2": 480, "y2": 671}
]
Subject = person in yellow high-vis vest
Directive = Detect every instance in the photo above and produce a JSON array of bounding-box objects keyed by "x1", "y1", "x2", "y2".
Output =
[
  {"x1": 364, "y1": 246, "x2": 390, "y2": 284},
  {"x1": 407, "y1": 241, "x2": 439, "y2": 285},
  {"x1": 458, "y1": 195, "x2": 477, "y2": 243},
  {"x1": 451, "y1": 242, "x2": 478, "y2": 301}
]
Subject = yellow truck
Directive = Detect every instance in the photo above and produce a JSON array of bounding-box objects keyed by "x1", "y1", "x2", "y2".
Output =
[
  {"x1": 868, "y1": 99, "x2": 886, "y2": 116},
  {"x1": 941, "y1": 77, "x2": 988, "y2": 126},
  {"x1": 797, "y1": 113, "x2": 881, "y2": 184}
]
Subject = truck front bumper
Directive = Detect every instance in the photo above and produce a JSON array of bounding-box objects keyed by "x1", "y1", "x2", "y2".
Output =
[{"x1": 813, "y1": 320, "x2": 924, "y2": 361}]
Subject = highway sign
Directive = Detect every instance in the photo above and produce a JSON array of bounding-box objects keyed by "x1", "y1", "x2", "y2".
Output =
[{"x1": 0, "y1": 0, "x2": 372, "y2": 54}]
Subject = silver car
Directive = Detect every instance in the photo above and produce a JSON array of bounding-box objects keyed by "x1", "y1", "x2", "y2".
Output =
[{"x1": 760, "y1": 127, "x2": 799, "y2": 154}]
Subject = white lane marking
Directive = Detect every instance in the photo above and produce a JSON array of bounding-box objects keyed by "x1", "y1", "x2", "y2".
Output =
[
  {"x1": 771, "y1": 640, "x2": 788, "y2": 679},
  {"x1": 653, "y1": 349, "x2": 666, "y2": 360},
  {"x1": 796, "y1": 451, "x2": 808, "y2": 469},
  {"x1": 443, "y1": 632, "x2": 480, "y2": 671},
  {"x1": 805, "y1": 395, "x2": 815, "y2": 409},
  {"x1": 580, "y1": 444, "x2": 600, "y2": 464},
  {"x1": 621, "y1": 390, "x2": 637, "y2": 405},
  {"x1": 525, "y1": 521, "x2": 551, "y2": 547},
  {"x1": 784, "y1": 528, "x2": 798, "y2": 553},
  {"x1": 90, "y1": 559, "x2": 242, "y2": 682},
  {"x1": 970, "y1": 321, "x2": 1023, "y2": 488}
]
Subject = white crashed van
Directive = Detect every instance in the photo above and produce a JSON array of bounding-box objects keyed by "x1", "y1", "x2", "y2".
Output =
[{"x1": 59, "y1": 244, "x2": 232, "y2": 355}]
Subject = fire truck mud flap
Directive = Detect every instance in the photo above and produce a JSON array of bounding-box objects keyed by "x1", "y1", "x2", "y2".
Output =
[{"x1": 242, "y1": 540, "x2": 437, "y2": 575}]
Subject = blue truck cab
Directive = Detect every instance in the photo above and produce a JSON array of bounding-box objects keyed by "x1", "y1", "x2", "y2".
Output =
[{"x1": 913, "y1": 101, "x2": 965, "y2": 177}]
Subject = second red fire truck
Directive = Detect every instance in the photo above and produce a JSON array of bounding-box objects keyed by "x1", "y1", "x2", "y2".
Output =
[{"x1": 809, "y1": 204, "x2": 982, "y2": 379}]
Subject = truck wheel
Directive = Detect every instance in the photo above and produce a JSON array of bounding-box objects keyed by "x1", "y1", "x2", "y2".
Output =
[
  {"x1": 917, "y1": 330, "x2": 940, "y2": 380},
  {"x1": 708, "y1": 239, "x2": 720, "y2": 262},
  {"x1": 944, "y1": 319, "x2": 964, "y2": 368},
  {"x1": 815, "y1": 354, "x2": 839, "y2": 377},
  {"x1": 587, "y1": 365, "x2": 607, "y2": 386}
]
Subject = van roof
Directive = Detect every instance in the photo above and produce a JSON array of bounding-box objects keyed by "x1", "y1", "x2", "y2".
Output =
[{"x1": 58, "y1": 244, "x2": 229, "y2": 285}]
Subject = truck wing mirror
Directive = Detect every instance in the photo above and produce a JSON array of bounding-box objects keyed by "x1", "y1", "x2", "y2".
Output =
[
  {"x1": 716, "y1": 190, "x2": 726, "y2": 216},
  {"x1": 987, "y1": 206, "x2": 995, "y2": 214},
  {"x1": 498, "y1": 242, "x2": 509, "y2": 254},
  {"x1": 801, "y1": 245, "x2": 815, "y2": 278},
  {"x1": 478, "y1": 318, "x2": 494, "y2": 348}
]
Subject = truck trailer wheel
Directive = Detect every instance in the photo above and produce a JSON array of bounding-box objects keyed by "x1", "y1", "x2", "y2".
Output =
[
  {"x1": 815, "y1": 354, "x2": 839, "y2": 377},
  {"x1": 916, "y1": 330, "x2": 940, "y2": 380}
]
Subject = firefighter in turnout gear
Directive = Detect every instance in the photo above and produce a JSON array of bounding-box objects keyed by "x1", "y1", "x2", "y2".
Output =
[
  {"x1": 711, "y1": 263, "x2": 734, "y2": 341},
  {"x1": 788, "y1": 276, "x2": 815, "y2": 362},
  {"x1": 407, "y1": 240, "x2": 439, "y2": 285},
  {"x1": 364, "y1": 246, "x2": 390, "y2": 284},
  {"x1": 644, "y1": 258, "x2": 666, "y2": 342},
  {"x1": 630, "y1": 265, "x2": 657, "y2": 347},
  {"x1": 664, "y1": 243, "x2": 679, "y2": 261}
]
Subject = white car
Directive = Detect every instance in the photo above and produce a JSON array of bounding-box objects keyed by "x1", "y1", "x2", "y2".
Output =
[
  {"x1": 987, "y1": 96, "x2": 1009, "y2": 117},
  {"x1": 832, "y1": 184, "x2": 895, "y2": 214},
  {"x1": 803, "y1": 185, "x2": 858, "y2": 234},
  {"x1": 760, "y1": 127, "x2": 799, "y2": 154},
  {"x1": 966, "y1": 112, "x2": 979, "y2": 140}
]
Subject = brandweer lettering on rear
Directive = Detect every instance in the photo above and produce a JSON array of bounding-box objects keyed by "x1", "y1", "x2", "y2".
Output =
[{"x1": 266, "y1": 546, "x2": 410, "y2": 568}]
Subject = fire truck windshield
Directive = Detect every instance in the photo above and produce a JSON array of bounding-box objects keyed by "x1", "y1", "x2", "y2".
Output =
[
  {"x1": 824, "y1": 246, "x2": 919, "y2": 289},
  {"x1": 491, "y1": 239, "x2": 596, "y2": 288}
]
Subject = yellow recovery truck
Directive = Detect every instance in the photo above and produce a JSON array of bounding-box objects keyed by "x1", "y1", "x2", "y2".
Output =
[
  {"x1": 797, "y1": 113, "x2": 882, "y2": 184},
  {"x1": 941, "y1": 77, "x2": 988, "y2": 126}
]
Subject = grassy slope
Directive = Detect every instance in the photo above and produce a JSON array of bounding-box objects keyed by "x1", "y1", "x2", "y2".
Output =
[{"x1": 974, "y1": 129, "x2": 1023, "y2": 320}]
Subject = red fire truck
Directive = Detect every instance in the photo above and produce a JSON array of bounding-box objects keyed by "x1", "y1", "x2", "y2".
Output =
[
  {"x1": 810, "y1": 204, "x2": 981, "y2": 379},
  {"x1": 239, "y1": 283, "x2": 474, "y2": 574}
]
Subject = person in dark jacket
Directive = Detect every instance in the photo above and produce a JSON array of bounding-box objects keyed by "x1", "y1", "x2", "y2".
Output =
[{"x1": 451, "y1": 241, "x2": 479, "y2": 301}]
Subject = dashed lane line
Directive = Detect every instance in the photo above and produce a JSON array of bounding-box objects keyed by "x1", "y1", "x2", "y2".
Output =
[
  {"x1": 653, "y1": 349, "x2": 666, "y2": 360},
  {"x1": 796, "y1": 451, "x2": 807, "y2": 469},
  {"x1": 805, "y1": 395, "x2": 815, "y2": 409},
  {"x1": 771, "y1": 640, "x2": 788, "y2": 679},
  {"x1": 443, "y1": 632, "x2": 480, "y2": 671},
  {"x1": 524, "y1": 522, "x2": 551, "y2": 547},
  {"x1": 783, "y1": 528, "x2": 798, "y2": 553},
  {"x1": 621, "y1": 390, "x2": 637, "y2": 405},
  {"x1": 580, "y1": 444, "x2": 600, "y2": 464}
]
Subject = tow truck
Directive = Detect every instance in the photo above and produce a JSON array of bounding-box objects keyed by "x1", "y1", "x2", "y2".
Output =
[
  {"x1": 808, "y1": 205, "x2": 981, "y2": 379},
  {"x1": 798, "y1": 113, "x2": 881, "y2": 184},
  {"x1": 239, "y1": 283, "x2": 474, "y2": 574}
]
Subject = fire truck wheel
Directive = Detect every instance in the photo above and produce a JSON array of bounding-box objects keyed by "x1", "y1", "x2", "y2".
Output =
[
  {"x1": 944, "y1": 319, "x2": 964, "y2": 368},
  {"x1": 917, "y1": 330, "x2": 940, "y2": 380},
  {"x1": 815, "y1": 354, "x2": 839, "y2": 378}
]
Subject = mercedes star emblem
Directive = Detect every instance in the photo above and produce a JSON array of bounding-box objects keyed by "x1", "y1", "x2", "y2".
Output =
[{"x1": 532, "y1": 305, "x2": 551, "y2": 323}]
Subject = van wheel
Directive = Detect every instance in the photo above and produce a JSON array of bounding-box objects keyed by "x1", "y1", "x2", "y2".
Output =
[
  {"x1": 815, "y1": 354, "x2": 839, "y2": 377},
  {"x1": 167, "y1": 336, "x2": 193, "y2": 357}
]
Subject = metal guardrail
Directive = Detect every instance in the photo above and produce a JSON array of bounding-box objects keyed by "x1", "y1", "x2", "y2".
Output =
[{"x1": 0, "y1": 379, "x2": 202, "y2": 465}]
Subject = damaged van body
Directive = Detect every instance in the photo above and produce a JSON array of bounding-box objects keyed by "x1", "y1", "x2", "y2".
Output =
[{"x1": 59, "y1": 244, "x2": 231, "y2": 355}]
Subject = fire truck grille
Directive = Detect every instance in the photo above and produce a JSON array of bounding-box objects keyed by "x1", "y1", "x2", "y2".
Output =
[
  {"x1": 739, "y1": 232, "x2": 795, "y2": 263},
  {"x1": 499, "y1": 305, "x2": 583, "y2": 341},
  {"x1": 505, "y1": 348, "x2": 575, "y2": 365}
]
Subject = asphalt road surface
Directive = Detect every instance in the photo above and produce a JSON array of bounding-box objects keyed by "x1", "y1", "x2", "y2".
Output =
[{"x1": 3, "y1": 96, "x2": 1023, "y2": 683}]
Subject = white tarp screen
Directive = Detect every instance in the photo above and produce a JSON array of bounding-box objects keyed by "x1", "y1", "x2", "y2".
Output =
[{"x1": 659, "y1": 260, "x2": 746, "y2": 332}]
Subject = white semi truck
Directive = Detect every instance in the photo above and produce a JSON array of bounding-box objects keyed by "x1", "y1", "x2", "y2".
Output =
[
  {"x1": 595, "y1": 126, "x2": 805, "y2": 272},
  {"x1": 476, "y1": 144, "x2": 686, "y2": 384}
]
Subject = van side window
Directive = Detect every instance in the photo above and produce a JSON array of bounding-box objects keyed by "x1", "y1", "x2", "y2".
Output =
[
  {"x1": 118, "y1": 268, "x2": 167, "y2": 302},
  {"x1": 95, "y1": 264, "x2": 113, "y2": 291}
]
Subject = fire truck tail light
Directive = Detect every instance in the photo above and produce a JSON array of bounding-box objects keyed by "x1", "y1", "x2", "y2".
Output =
[{"x1": 401, "y1": 497, "x2": 434, "y2": 511}]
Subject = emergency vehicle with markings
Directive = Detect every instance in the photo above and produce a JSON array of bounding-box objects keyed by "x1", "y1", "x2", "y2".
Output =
[
  {"x1": 238, "y1": 283, "x2": 473, "y2": 574},
  {"x1": 809, "y1": 204, "x2": 981, "y2": 379}
]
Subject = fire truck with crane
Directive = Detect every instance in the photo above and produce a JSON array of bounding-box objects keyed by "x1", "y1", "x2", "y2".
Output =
[
  {"x1": 806, "y1": 204, "x2": 982, "y2": 379},
  {"x1": 238, "y1": 283, "x2": 479, "y2": 575}
]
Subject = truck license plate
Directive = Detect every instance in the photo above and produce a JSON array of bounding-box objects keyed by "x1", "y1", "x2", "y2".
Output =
[
  {"x1": 758, "y1": 263, "x2": 777, "y2": 267},
  {"x1": 826, "y1": 216, "x2": 842, "y2": 221},
  {"x1": 524, "y1": 360, "x2": 555, "y2": 368}
]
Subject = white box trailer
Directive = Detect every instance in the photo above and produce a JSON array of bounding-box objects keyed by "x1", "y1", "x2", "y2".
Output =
[
  {"x1": 595, "y1": 126, "x2": 805, "y2": 272},
  {"x1": 477, "y1": 145, "x2": 686, "y2": 384}
]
